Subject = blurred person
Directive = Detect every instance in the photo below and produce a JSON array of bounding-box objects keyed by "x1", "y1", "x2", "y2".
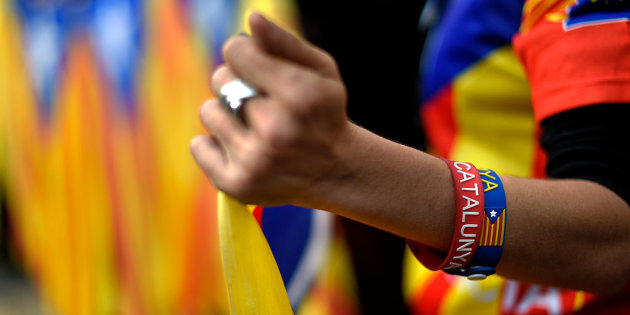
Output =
[
  {"x1": 405, "y1": 0, "x2": 630, "y2": 313},
  {"x1": 192, "y1": 1, "x2": 630, "y2": 314}
]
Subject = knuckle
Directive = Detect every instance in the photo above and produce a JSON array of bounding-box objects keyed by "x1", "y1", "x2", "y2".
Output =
[
  {"x1": 280, "y1": 68, "x2": 305, "y2": 91},
  {"x1": 267, "y1": 129, "x2": 294, "y2": 149},
  {"x1": 329, "y1": 80, "x2": 347, "y2": 105},
  {"x1": 297, "y1": 80, "x2": 329, "y2": 115},
  {"x1": 308, "y1": 78, "x2": 329, "y2": 103},
  {"x1": 260, "y1": 118, "x2": 297, "y2": 149},
  {"x1": 280, "y1": 70, "x2": 316, "y2": 105},
  {"x1": 222, "y1": 36, "x2": 245, "y2": 59},
  {"x1": 313, "y1": 48, "x2": 341, "y2": 78},
  {"x1": 318, "y1": 50, "x2": 336, "y2": 68}
]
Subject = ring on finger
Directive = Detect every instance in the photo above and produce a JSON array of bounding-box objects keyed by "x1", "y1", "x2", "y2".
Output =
[{"x1": 219, "y1": 78, "x2": 258, "y2": 119}]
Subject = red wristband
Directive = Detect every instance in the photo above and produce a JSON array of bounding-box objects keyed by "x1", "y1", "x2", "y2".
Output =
[{"x1": 408, "y1": 159, "x2": 485, "y2": 270}]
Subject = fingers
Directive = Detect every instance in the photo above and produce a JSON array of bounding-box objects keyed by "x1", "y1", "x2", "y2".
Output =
[
  {"x1": 199, "y1": 98, "x2": 248, "y2": 151},
  {"x1": 221, "y1": 35, "x2": 296, "y2": 101},
  {"x1": 190, "y1": 135, "x2": 227, "y2": 183},
  {"x1": 210, "y1": 65, "x2": 236, "y2": 96},
  {"x1": 247, "y1": 13, "x2": 340, "y2": 79},
  {"x1": 211, "y1": 64, "x2": 272, "y2": 127},
  {"x1": 221, "y1": 14, "x2": 340, "y2": 101}
]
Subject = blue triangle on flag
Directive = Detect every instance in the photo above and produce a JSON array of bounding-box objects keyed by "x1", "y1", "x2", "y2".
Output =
[{"x1": 485, "y1": 207, "x2": 504, "y2": 224}]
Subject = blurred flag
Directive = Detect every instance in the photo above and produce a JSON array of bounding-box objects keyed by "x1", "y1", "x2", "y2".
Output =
[
  {"x1": 261, "y1": 205, "x2": 333, "y2": 308},
  {"x1": 0, "y1": 0, "x2": 299, "y2": 313}
]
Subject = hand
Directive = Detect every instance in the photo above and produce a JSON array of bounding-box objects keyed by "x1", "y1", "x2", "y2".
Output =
[{"x1": 191, "y1": 13, "x2": 350, "y2": 206}]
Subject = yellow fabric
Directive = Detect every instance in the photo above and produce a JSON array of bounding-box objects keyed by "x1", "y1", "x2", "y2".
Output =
[
  {"x1": 239, "y1": 0, "x2": 301, "y2": 35},
  {"x1": 451, "y1": 46, "x2": 535, "y2": 176},
  {"x1": 440, "y1": 276, "x2": 503, "y2": 315},
  {"x1": 218, "y1": 193, "x2": 293, "y2": 314}
]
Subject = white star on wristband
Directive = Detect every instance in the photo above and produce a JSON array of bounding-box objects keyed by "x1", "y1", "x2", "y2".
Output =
[{"x1": 490, "y1": 210, "x2": 497, "y2": 217}]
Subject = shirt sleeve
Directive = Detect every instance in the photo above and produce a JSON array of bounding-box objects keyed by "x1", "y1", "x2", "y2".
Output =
[
  {"x1": 541, "y1": 103, "x2": 630, "y2": 205},
  {"x1": 515, "y1": 1, "x2": 630, "y2": 204},
  {"x1": 513, "y1": 0, "x2": 630, "y2": 123}
]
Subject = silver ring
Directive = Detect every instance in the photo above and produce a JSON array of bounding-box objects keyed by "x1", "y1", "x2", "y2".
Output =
[{"x1": 219, "y1": 79, "x2": 258, "y2": 118}]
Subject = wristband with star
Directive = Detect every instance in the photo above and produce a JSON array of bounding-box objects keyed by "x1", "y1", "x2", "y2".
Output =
[{"x1": 445, "y1": 168, "x2": 507, "y2": 280}]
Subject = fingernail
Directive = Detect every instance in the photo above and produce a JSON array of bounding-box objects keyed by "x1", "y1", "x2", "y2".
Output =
[
  {"x1": 200, "y1": 99, "x2": 213, "y2": 115},
  {"x1": 251, "y1": 11, "x2": 267, "y2": 22},
  {"x1": 249, "y1": 11, "x2": 272, "y2": 28},
  {"x1": 190, "y1": 135, "x2": 204, "y2": 149}
]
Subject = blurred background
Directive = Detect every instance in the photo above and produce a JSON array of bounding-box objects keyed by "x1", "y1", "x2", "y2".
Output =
[
  {"x1": 0, "y1": 0, "x2": 425, "y2": 314},
  {"x1": 0, "y1": 0, "x2": 297, "y2": 313}
]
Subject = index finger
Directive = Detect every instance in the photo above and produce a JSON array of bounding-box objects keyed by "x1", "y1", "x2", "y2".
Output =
[
  {"x1": 222, "y1": 34, "x2": 323, "y2": 107},
  {"x1": 248, "y1": 13, "x2": 340, "y2": 80}
]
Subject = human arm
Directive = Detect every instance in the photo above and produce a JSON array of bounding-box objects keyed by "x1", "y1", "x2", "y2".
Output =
[{"x1": 190, "y1": 13, "x2": 630, "y2": 295}]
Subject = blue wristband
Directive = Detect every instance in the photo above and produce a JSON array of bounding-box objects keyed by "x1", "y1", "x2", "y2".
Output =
[{"x1": 445, "y1": 168, "x2": 506, "y2": 280}]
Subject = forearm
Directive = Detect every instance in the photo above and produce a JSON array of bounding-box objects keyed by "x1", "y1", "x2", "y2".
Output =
[
  {"x1": 309, "y1": 122, "x2": 630, "y2": 294},
  {"x1": 193, "y1": 13, "x2": 630, "y2": 295},
  {"x1": 501, "y1": 177, "x2": 630, "y2": 294}
]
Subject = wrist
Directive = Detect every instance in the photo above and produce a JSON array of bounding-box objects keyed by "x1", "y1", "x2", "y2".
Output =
[
  {"x1": 305, "y1": 122, "x2": 368, "y2": 211},
  {"x1": 304, "y1": 123, "x2": 455, "y2": 251}
]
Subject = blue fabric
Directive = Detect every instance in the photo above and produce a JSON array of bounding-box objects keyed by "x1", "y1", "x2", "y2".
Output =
[
  {"x1": 261, "y1": 205, "x2": 312, "y2": 287},
  {"x1": 421, "y1": 0, "x2": 524, "y2": 102}
]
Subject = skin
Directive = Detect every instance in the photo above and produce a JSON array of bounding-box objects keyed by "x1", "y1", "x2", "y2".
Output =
[{"x1": 191, "y1": 13, "x2": 630, "y2": 295}]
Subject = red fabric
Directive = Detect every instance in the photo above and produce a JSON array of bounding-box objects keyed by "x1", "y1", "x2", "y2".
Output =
[
  {"x1": 410, "y1": 273, "x2": 453, "y2": 315},
  {"x1": 421, "y1": 85, "x2": 456, "y2": 157},
  {"x1": 252, "y1": 205, "x2": 264, "y2": 227},
  {"x1": 514, "y1": 21, "x2": 630, "y2": 123}
]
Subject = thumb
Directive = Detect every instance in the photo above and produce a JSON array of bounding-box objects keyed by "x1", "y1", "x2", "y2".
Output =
[{"x1": 248, "y1": 13, "x2": 341, "y2": 79}]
